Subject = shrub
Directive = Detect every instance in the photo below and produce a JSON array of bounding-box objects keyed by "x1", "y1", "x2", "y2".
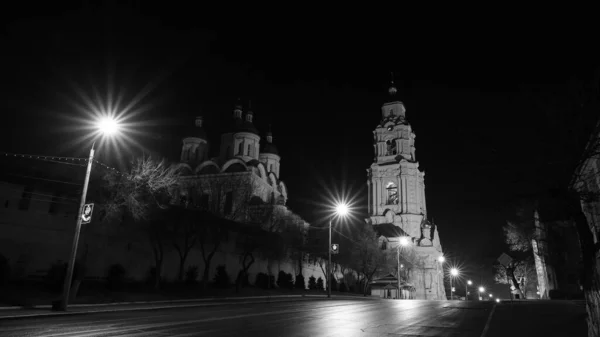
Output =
[
  {"x1": 0, "y1": 254, "x2": 10, "y2": 285},
  {"x1": 255, "y1": 272, "x2": 275, "y2": 289},
  {"x1": 294, "y1": 273, "x2": 305, "y2": 290},
  {"x1": 106, "y1": 264, "x2": 126, "y2": 290},
  {"x1": 308, "y1": 275, "x2": 317, "y2": 290},
  {"x1": 285, "y1": 272, "x2": 294, "y2": 289},
  {"x1": 276, "y1": 271, "x2": 287, "y2": 288},
  {"x1": 330, "y1": 274, "x2": 338, "y2": 291},
  {"x1": 146, "y1": 267, "x2": 160, "y2": 286},
  {"x1": 255, "y1": 273, "x2": 269, "y2": 289},
  {"x1": 185, "y1": 265, "x2": 199, "y2": 285},
  {"x1": 339, "y1": 282, "x2": 348, "y2": 292},
  {"x1": 44, "y1": 260, "x2": 84, "y2": 293},
  {"x1": 213, "y1": 265, "x2": 230, "y2": 288},
  {"x1": 316, "y1": 277, "x2": 324, "y2": 291}
]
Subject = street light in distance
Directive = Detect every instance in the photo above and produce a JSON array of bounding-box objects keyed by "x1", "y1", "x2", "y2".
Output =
[{"x1": 328, "y1": 201, "x2": 350, "y2": 298}]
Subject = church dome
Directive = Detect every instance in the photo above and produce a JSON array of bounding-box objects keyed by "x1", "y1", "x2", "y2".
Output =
[
  {"x1": 261, "y1": 130, "x2": 278, "y2": 155},
  {"x1": 262, "y1": 142, "x2": 279, "y2": 155}
]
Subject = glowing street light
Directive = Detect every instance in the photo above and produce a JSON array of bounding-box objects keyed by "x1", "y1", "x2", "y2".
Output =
[
  {"x1": 478, "y1": 286, "x2": 485, "y2": 301},
  {"x1": 449, "y1": 268, "x2": 459, "y2": 300},
  {"x1": 397, "y1": 236, "x2": 411, "y2": 299},
  {"x1": 489, "y1": 294, "x2": 493, "y2": 298},
  {"x1": 466, "y1": 280, "x2": 472, "y2": 301},
  {"x1": 60, "y1": 117, "x2": 121, "y2": 311},
  {"x1": 438, "y1": 255, "x2": 445, "y2": 263},
  {"x1": 496, "y1": 298, "x2": 500, "y2": 303},
  {"x1": 328, "y1": 202, "x2": 349, "y2": 298}
]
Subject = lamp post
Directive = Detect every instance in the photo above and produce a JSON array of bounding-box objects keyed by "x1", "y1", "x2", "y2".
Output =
[
  {"x1": 397, "y1": 236, "x2": 409, "y2": 299},
  {"x1": 60, "y1": 117, "x2": 120, "y2": 311},
  {"x1": 478, "y1": 286, "x2": 485, "y2": 301},
  {"x1": 328, "y1": 203, "x2": 348, "y2": 298},
  {"x1": 466, "y1": 280, "x2": 472, "y2": 301},
  {"x1": 450, "y1": 268, "x2": 459, "y2": 300}
]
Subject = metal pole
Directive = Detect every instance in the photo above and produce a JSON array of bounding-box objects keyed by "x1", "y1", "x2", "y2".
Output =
[
  {"x1": 450, "y1": 277, "x2": 453, "y2": 300},
  {"x1": 61, "y1": 143, "x2": 95, "y2": 310},
  {"x1": 327, "y1": 219, "x2": 332, "y2": 298},
  {"x1": 465, "y1": 282, "x2": 468, "y2": 301},
  {"x1": 397, "y1": 244, "x2": 400, "y2": 300}
]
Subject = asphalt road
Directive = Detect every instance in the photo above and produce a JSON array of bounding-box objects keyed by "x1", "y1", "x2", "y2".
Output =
[{"x1": 0, "y1": 299, "x2": 587, "y2": 337}]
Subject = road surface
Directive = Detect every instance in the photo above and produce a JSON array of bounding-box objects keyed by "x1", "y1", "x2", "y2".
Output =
[{"x1": 0, "y1": 299, "x2": 587, "y2": 336}]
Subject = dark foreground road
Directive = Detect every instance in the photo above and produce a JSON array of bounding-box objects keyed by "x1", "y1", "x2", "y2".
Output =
[{"x1": 0, "y1": 299, "x2": 587, "y2": 337}]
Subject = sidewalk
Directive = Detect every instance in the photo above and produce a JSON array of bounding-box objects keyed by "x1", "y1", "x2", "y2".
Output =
[{"x1": 0, "y1": 294, "x2": 379, "y2": 320}]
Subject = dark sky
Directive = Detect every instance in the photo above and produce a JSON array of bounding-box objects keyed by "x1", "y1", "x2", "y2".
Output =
[{"x1": 2, "y1": 4, "x2": 599, "y2": 295}]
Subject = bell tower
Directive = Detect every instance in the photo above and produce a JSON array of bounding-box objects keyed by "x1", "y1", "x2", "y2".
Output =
[{"x1": 366, "y1": 76, "x2": 445, "y2": 300}]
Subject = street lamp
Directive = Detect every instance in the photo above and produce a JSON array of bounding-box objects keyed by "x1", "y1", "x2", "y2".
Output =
[
  {"x1": 450, "y1": 268, "x2": 459, "y2": 300},
  {"x1": 328, "y1": 202, "x2": 349, "y2": 298},
  {"x1": 438, "y1": 255, "x2": 445, "y2": 263},
  {"x1": 478, "y1": 286, "x2": 485, "y2": 301},
  {"x1": 60, "y1": 117, "x2": 121, "y2": 311},
  {"x1": 466, "y1": 280, "x2": 472, "y2": 301},
  {"x1": 397, "y1": 236, "x2": 410, "y2": 299}
]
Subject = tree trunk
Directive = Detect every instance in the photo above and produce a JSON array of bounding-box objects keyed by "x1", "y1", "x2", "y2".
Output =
[
  {"x1": 201, "y1": 251, "x2": 216, "y2": 290},
  {"x1": 153, "y1": 246, "x2": 163, "y2": 290},
  {"x1": 573, "y1": 208, "x2": 600, "y2": 337},
  {"x1": 508, "y1": 267, "x2": 525, "y2": 299}
]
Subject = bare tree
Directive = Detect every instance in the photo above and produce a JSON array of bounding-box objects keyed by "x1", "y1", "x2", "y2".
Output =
[
  {"x1": 186, "y1": 173, "x2": 255, "y2": 289},
  {"x1": 350, "y1": 223, "x2": 393, "y2": 296},
  {"x1": 167, "y1": 207, "x2": 200, "y2": 282},
  {"x1": 493, "y1": 256, "x2": 537, "y2": 299},
  {"x1": 100, "y1": 155, "x2": 181, "y2": 289}
]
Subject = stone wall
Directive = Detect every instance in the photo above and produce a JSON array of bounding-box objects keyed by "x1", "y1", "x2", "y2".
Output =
[{"x1": 0, "y1": 207, "x2": 342, "y2": 289}]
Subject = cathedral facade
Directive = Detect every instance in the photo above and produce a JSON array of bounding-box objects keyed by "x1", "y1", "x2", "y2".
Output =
[
  {"x1": 366, "y1": 83, "x2": 447, "y2": 300},
  {"x1": 175, "y1": 102, "x2": 300, "y2": 229}
]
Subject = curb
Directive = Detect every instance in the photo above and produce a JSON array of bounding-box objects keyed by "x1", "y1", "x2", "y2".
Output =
[
  {"x1": 0, "y1": 294, "x2": 378, "y2": 310},
  {"x1": 0, "y1": 295, "x2": 379, "y2": 320},
  {"x1": 0, "y1": 295, "x2": 304, "y2": 310}
]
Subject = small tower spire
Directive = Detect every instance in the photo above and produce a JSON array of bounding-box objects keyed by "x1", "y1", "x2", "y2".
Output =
[
  {"x1": 266, "y1": 123, "x2": 273, "y2": 143},
  {"x1": 388, "y1": 72, "x2": 397, "y2": 96},
  {"x1": 246, "y1": 100, "x2": 254, "y2": 123},
  {"x1": 233, "y1": 98, "x2": 243, "y2": 119}
]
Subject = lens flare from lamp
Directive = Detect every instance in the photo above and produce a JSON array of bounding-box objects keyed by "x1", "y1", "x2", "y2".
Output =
[
  {"x1": 98, "y1": 117, "x2": 120, "y2": 136},
  {"x1": 399, "y1": 236, "x2": 410, "y2": 246},
  {"x1": 450, "y1": 268, "x2": 459, "y2": 276},
  {"x1": 334, "y1": 203, "x2": 349, "y2": 217}
]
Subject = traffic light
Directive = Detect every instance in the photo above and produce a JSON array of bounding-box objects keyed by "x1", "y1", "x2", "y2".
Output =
[{"x1": 331, "y1": 243, "x2": 339, "y2": 254}]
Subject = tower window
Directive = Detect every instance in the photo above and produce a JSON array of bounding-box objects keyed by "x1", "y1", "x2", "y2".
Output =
[
  {"x1": 386, "y1": 182, "x2": 398, "y2": 205},
  {"x1": 247, "y1": 144, "x2": 252, "y2": 157},
  {"x1": 386, "y1": 139, "x2": 397, "y2": 156},
  {"x1": 238, "y1": 142, "x2": 243, "y2": 156}
]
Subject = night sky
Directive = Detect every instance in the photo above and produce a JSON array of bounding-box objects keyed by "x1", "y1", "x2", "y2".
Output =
[{"x1": 2, "y1": 5, "x2": 599, "y2": 296}]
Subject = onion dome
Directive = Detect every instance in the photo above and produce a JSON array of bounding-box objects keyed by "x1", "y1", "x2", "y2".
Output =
[{"x1": 262, "y1": 128, "x2": 279, "y2": 155}]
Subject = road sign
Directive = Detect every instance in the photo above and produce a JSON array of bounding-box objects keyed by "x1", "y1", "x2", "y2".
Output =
[
  {"x1": 81, "y1": 203, "x2": 94, "y2": 224},
  {"x1": 497, "y1": 252, "x2": 513, "y2": 266},
  {"x1": 331, "y1": 243, "x2": 339, "y2": 254}
]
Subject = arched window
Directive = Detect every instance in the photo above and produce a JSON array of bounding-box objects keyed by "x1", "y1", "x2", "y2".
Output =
[
  {"x1": 247, "y1": 144, "x2": 252, "y2": 157},
  {"x1": 386, "y1": 139, "x2": 397, "y2": 156},
  {"x1": 238, "y1": 142, "x2": 243, "y2": 156},
  {"x1": 386, "y1": 182, "x2": 398, "y2": 205}
]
